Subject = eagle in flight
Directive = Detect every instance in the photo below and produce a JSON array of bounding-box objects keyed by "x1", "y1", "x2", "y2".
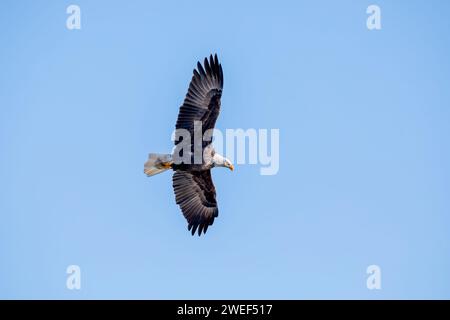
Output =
[{"x1": 144, "y1": 54, "x2": 233, "y2": 236}]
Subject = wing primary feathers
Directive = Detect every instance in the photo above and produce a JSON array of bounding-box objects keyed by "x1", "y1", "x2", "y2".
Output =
[
  {"x1": 172, "y1": 170, "x2": 218, "y2": 236},
  {"x1": 204, "y1": 57, "x2": 212, "y2": 77},
  {"x1": 197, "y1": 61, "x2": 206, "y2": 78},
  {"x1": 175, "y1": 54, "x2": 224, "y2": 142}
]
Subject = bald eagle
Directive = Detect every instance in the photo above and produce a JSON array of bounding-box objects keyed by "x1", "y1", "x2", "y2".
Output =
[{"x1": 144, "y1": 54, "x2": 233, "y2": 236}]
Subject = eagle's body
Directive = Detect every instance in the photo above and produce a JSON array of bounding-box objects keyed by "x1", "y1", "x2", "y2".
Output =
[{"x1": 144, "y1": 54, "x2": 233, "y2": 236}]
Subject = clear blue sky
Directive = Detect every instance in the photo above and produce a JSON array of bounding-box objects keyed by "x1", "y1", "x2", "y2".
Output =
[{"x1": 1, "y1": 0, "x2": 450, "y2": 299}]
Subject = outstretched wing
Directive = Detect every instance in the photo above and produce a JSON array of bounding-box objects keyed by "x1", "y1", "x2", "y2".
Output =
[
  {"x1": 175, "y1": 54, "x2": 223, "y2": 147},
  {"x1": 172, "y1": 170, "x2": 219, "y2": 236}
]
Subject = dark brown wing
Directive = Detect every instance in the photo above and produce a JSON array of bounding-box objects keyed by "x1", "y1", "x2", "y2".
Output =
[
  {"x1": 172, "y1": 170, "x2": 218, "y2": 236},
  {"x1": 175, "y1": 54, "x2": 223, "y2": 147}
]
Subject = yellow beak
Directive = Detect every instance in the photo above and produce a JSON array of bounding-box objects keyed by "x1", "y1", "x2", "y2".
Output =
[{"x1": 229, "y1": 164, "x2": 234, "y2": 171}]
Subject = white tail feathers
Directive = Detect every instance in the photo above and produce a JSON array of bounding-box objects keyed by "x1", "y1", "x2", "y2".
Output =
[{"x1": 144, "y1": 153, "x2": 173, "y2": 177}]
